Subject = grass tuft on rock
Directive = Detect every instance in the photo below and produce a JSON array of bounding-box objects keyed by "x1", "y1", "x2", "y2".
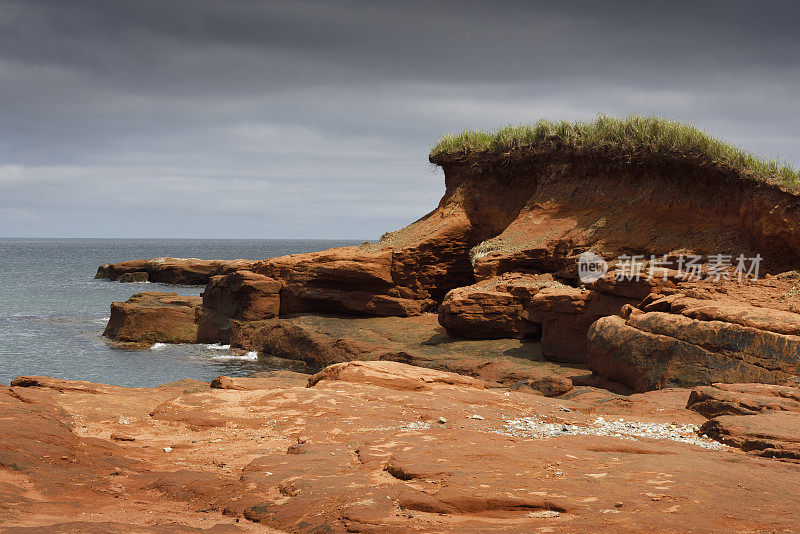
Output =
[{"x1": 430, "y1": 115, "x2": 800, "y2": 190}]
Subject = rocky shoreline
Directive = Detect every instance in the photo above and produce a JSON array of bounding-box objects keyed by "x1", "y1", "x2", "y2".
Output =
[
  {"x1": 5, "y1": 145, "x2": 800, "y2": 530},
  {"x1": 4, "y1": 363, "x2": 800, "y2": 531}
]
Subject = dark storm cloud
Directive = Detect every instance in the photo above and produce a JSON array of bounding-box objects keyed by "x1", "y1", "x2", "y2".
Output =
[{"x1": 1, "y1": 0, "x2": 799, "y2": 237}]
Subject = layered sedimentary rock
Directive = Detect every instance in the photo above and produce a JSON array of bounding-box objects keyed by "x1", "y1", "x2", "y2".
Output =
[
  {"x1": 96, "y1": 257, "x2": 257, "y2": 285},
  {"x1": 103, "y1": 292, "x2": 202, "y2": 346},
  {"x1": 230, "y1": 313, "x2": 580, "y2": 391},
  {"x1": 686, "y1": 382, "x2": 800, "y2": 461},
  {"x1": 6, "y1": 364, "x2": 800, "y2": 531},
  {"x1": 197, "y1": 270, "x2": 281, "y2": 343},
  {"x1": 98, "y1": 146, "x2": 800, "y2": 392},
  {"x1": 438, "y1": 271, "x2": 638, "y2": 363},
  {"x1": 587, "y1": 292, "x2": 800, "y2": 391}
]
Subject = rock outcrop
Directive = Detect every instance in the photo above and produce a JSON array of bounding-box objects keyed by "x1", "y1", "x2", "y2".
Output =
[
  {"x1": 197, "y1": 270, "x2": 281, "y2": 343},
  {"x1": 103, "y1": 292, "x2": 202, "y2": 346},
  {"x1": 230, "y1": 313, "x2": 580, "y2": 390},
  {"x1": 96, "y1": 257, "x2": 257, "y2": 285},
  {"x1": 4, "y1": 367, "x2": 800, "y2": 531},
  {"x1": 686, "y1": 382, "x2": 800, "y2": 462},
  {"x1": 97, "y1": 144, "x2": 800, "y2": 393},
  {"x1": 438, "y1": 272, "x2": 636, "y2": 363},
  {"x1": 587, "y1": 289, "x2": 800, "y2": 391}
]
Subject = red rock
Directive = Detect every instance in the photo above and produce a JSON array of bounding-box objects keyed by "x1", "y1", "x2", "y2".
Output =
[
  {"x1": 438, "y1": 274, "x2": 634, "y2": 363},
  {"x1": 210, "y1": 371, "x2": 308, "y2": 390},
  {"x1": 587, "y1": 311, "x2": 800, "y2": 392},
  {"x1": 197, "y1": 270, "x2": 281, "y2": 343},
  {"x1": 431, "y1": 150, "x2": 800, "y2": 280},
  {"x1": 118, "y1": 271, "x2": 148, "y2": 283},
  {"x1": 4, "y1": 374, "x2": 800, "y2": 531},
  {"x1": 700, "y1": 411, "x2": 800, "y2": 461},
  {"x1": 509, "y1": 375, "x2": 574, "y2": 397},
  {"x1": 231, "y1": 313, "x2": 580, "y2": 388},
  {"x1": 96, "y1": 257, "x2": 257, "y2": 285},
  {"x1": 307, "y1": 360, "x2": 487, "y2": 390},
  {"x1": 103, "y1": 292, "x2": 202, "y2": 345},
  {"x1": 687, "y1": 382, "x2": 800, "y2": 418},
  {"x1": 437, "y1": 273, "x2": 547, "y2": 339},
  {"x1": 527, "y1": 285, "x2": 633, "y2": 363}
]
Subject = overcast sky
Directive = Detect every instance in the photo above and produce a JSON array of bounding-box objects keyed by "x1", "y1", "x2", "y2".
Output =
[{"x1": 1, "y1": 0, "x2": 799, "y2": 239}]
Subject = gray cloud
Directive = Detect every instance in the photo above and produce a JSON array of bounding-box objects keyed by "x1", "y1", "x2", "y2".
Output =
[{"x1": 1, "y1": 0, "x2": 799, "y2": 238}]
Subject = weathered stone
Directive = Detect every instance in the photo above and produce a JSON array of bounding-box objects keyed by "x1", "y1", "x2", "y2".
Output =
[
  {"x1": 118, "y1": 271, "x2": 148, "y2": 283},
  {"x1": 198, "y1": 270, "x2": 281, "y2": 343},
  {"x1": 307, "y1": 360, "x2": 487, "y2": 390},
  {"x1": 700, "y1": 411, "x2": 800, "y2": 461},
  {"x1": 96, "y1": 257, "x2": 257, "y2": 285},
  {"x1": 587, "y1": 312, "x2": 800, "y2": 392},
  {"x1": 103, "y1": 292, "x2": 202, "y2": 345},
  {"x1": 437, "y1": 273, "x2": 548, "y2": 339},
  {"x1": 687, "y1": 382, "x2": 800, "y2": 418}
]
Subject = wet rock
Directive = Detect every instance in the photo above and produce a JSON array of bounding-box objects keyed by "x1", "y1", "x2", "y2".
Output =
[{"x1": 118, "y1": 271, "x2": 148, "y2": 283}]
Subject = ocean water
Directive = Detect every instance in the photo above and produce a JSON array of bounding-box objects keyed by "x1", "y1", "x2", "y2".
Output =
[{"x1": 0, "y1": 238, "x2": 361, "y2": 387}]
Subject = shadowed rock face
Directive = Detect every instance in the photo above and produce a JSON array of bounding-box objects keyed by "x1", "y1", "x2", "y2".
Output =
[
  {"x1": 197, "y1": 270, "x2": 281, "y2": 344},
  {"x1": 4, "y1": 363, "x2": 800, "y2": 531},
  {"x1": 96, "y1": 257, "x2": 257, "y2": 285},
  {"x1": 103, "y1": 292, "x2": 202, "y2": 346},
  {"x1": 587, "y1": 288, "x2": 800, "y2": 392}
]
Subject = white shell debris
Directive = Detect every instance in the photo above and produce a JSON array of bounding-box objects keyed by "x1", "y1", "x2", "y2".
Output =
[
  {"x1": 398, "y1": 421, "x2": 431, "y2": 431},
  {"x1": 497, "y1": 416, "x2": 727, "y2": 450}
]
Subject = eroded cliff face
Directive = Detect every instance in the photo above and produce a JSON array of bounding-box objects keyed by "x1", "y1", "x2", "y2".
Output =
[
  {"x1": 98, "y1": 147, "x2": 800, "y2": 391},
  {"x1": 432, "y1": 148, "x2": 800, "y2": 280}
]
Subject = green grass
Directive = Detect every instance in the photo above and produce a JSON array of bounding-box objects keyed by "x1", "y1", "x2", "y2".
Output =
[{"x1": 430, "y1": 115, "x2": 800, "y2": 189}]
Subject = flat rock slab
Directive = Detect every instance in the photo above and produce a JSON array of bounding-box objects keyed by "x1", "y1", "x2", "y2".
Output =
[
  {"x1": 232, "y1": 312, "x2": 582, "y2": 394},
  {"x1": 2, "y1": 367, "x2": 799, "y2": 532}
]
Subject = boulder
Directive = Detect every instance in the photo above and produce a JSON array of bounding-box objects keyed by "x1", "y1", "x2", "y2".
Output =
[
  {"x1": 438, "y1": 274, "x2": 633, "y2": 363},
  {"x1": 118, "y1": 271, "x2": 148, "y2": 283},
  {"x1": 254, "y1": 247, "x2": 431, "y2": 316},
  {"x1": 587, "y1": 310, "x2": 800, "y2": 392},
  {"x1": 437, "y1": 273, "x2": 547, "y2": 339},
  {"x1": 198, "y1": 270, "x2": 281, "y2": 343},
  {"x1": 103, "y1": 292, "x2": 202, "y2": 345},
  {"x1": 526, "y1": 286, "x2": 633, "y2": 363},
  {"x1": 509, "y1": 375, "x2": 574, "y2": 397}
]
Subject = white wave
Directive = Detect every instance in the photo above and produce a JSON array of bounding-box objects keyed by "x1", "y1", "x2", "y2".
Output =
[
  {"x1": 150, "y1": 343, "x2": 168, "y2": 350},
  {"x1": 211, "y1": 351, "x2": 258, "y2": 361},
  {"x1": 93, "y1": 317, "x2": 110, "y2": 324},
  {"x1": 206, "y1": 343, "x2": 231, "y2": 350}
]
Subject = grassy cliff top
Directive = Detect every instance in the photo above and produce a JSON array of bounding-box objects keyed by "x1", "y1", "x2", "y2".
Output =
[{"x1": 430, "y1": 115, "x2": 799, "y2": 190}]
